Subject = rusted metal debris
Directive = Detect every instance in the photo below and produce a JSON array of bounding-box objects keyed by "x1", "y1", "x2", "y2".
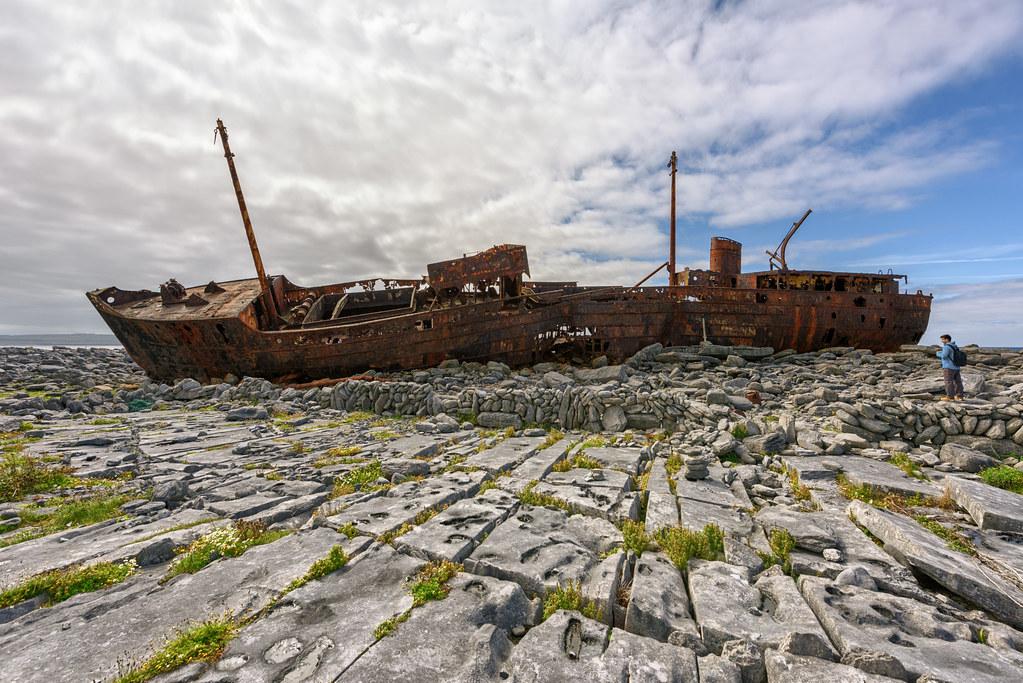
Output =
[{"x1": 85, "y1": 120, "x2": 933, "y2": 383}]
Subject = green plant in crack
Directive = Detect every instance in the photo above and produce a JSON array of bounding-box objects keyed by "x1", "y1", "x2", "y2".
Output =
[
  {"x1": 164, "y1": 520, "x2": 289, "y2": 580},
  {"x1": 518, "y1": 481, "x2": 573, "y2": 513},
  {"x1": 3, "y1": 492, "x2": 134, "y2": 547},
  {"x1": 551, "y1": 453, "x2": 602, "y2": 473},
  {"x1": 113, "y1": 615, "x2": 238, "y2": 683},
  {"x1": 620, "y1": 519, "x2": 652, "y2": 556},
  {"x1": 758, "y1": 528, "x2": 796, "y2": 574},
  {"x1": 913, "y1": 515, "x2": 976, "y2": 556},
  {"x1": 330, "y1": 460, "x2": 386, "y2": 497},
  {"x1": 408, "y1": 560, "x2": 461, "y2": 607},
  {"x1": 0, "y1": 559, "x2": 137, "y2": 609},
  {"x1": 978, "y1": 466, "x2": 1023, "y2": 494},
  {"x1": 653, "y1": 524, "x2": 724, "y2": 571},
  {"x1": 373, "y1": 560, "x2": 462, "y2": 640},
  {"x1": 890, "y1": 452, "x2": 928, "y2": 481},
  {"x1": 542, "y1": 580, "x2": 601, "y2": 621}
]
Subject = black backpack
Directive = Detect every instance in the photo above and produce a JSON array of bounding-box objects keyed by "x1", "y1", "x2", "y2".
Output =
[{"x1": 951, "y1": 344, "x2": 967, "y2": 367}]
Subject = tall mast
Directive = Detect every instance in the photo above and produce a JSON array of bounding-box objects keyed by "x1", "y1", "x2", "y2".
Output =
[
  {"x1": 214, "y1": 119, "x2": 272, "y2": 309},
  {"x1": 668, "y1": 150, "x2": 678, "y2": 286}
]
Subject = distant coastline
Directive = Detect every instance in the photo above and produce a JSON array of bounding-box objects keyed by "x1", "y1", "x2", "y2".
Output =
[{"x1": 0, "y1": 334, "x2": 121, "y2": 347}]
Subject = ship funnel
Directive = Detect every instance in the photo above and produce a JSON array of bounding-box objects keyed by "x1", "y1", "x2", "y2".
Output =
[{"x1": 710, "y1": 237, "x2": 742, "y2": 278}]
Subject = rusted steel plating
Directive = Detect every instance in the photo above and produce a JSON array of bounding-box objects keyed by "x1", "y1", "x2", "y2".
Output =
[
  {"x1": 766, "y1": 208, "x2": 812, "y2": 271},
  {"x1": 427, "y1": 245, "x2": 529, "y2": 294},
  {"x1": 214, "y1": 119, "x2": 274, "y2": 322},
  {"x1": 668, "y1": 150, "x2": 678, "y2": 286}
]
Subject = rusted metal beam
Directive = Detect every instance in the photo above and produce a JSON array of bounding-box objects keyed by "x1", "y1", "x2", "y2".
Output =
[
  {"x1": 630, "y1": 261, "x2": 669, "y2": 290},
  {"x1": 766, "y1": 208, "x2": 812, "y2": 271},
  {"x1": 215, "y1": 118, "x2": 274, "y2": 320},
  {"x1": 668, "y1": 151, "x2": 678, "y2": 286}
]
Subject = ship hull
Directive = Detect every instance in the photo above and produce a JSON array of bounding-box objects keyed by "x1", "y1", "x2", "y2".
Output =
[{"x1": 89, "y1": 285, "x2": 931, "y2": 383}]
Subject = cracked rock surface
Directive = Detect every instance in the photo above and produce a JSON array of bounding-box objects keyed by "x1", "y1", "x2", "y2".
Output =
[{"x1": 2, "y1": 343, "x2": 1023, "y2": 681}]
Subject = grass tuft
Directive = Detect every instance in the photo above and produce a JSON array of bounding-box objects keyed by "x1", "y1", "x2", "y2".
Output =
[
  {"x1": 620, "y1": 519, "x2": 651, "y2": 556},
  {"x1": 786, "y1": 468, "x2": 813, "y2": 503},
  {"x1": 542, "y1": 580, "x2": 601, "y2": 621},
  {"x1": 409, "y1": 560, "x2": 461, "y2": 606},
  {"x1": 518, "y1": 481, "x2": 573, "y2": 513},
  {"x1": 0, "y1": 560, "x2": 137, "y2": 609},
  {"x1": 541, "y1": 429, "x2": 565, "y2": 449},
  {"x1": 373, "y1": 611, "x2": 410, "y2": 639},
  {"x1": 730, "y1": 424, "x2": 748, "y2": 440},
  {"x1": 577, "y1": 435, "x2": 609, "y2": 451},
  {"x1": 330, "y1": 460, "x2": 386, "y2": 498},
  {"x1": 653, "y1": 524, "x2": 724, "y2": 571},
  {"x1": 835, "y1": 473, "x2": 954, "y2": 514},
  {"x1": 913, "y1": 515, "x2": 976, "y2": 556},
  {"x1": 978, "y1": 465, "x2": 1023, "y2": 494},
  {"x1": 113, "y1": 616, "x2": 237, "y2": 683},
  {"x1": 890, "y1": 452, "x2": 928, "y2": 481},
  {"x1": 0, "y1": 451, "x2": 78, "y2": 502},
  {"x1": 551, "y1": 453, "x2": 602, "y2": 472},
  {"x1": 164, "y1": 521, "x2": 289, "y2": 580},
  {"x1": 759, "y1": 528, "x2": 796, "y2": 574},
  {"x1": 313, "y1": 445, "x2": 364, "y2": 468}
]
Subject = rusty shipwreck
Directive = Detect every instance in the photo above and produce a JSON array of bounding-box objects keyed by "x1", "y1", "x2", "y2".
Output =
[{"x1": 87, "y1": 121, "x2": 932, "y2": 383}]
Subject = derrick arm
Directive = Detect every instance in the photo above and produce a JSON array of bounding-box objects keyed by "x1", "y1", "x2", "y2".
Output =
[{"x1": 765, "y1": 208, "x2": 812, "y2": 271}]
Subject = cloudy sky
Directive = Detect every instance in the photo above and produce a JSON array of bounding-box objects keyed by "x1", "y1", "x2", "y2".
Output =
[{"x1": 2, "y1": 0, "x2": 1022, "y2": 344}]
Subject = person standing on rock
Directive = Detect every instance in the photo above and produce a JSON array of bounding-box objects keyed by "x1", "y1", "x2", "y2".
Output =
[{"x1": 936, "y1": 334, "x2": 964, "y2": 401}]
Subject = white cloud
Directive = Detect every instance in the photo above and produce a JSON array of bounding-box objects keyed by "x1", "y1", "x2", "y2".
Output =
[
  {"x1": 923, "y1": 278, "x2": 1023, "y2": 347},
  {"x1": 0, "y1": 0, "x2": 1021, "y2": 342}
]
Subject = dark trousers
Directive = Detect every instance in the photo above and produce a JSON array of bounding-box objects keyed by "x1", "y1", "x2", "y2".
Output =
[{"x1": 943, "y1": 369, "x2": 964, "y2": 398}]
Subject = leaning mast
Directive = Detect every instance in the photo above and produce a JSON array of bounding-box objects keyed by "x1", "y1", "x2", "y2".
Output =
[{"x1": 214, "y1": 118, "x2": 274, "y2": 319}]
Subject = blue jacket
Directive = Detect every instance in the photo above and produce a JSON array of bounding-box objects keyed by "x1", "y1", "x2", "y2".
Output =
[{"x1": 937, "y1": 343, "x2": 960, "y2": 370}]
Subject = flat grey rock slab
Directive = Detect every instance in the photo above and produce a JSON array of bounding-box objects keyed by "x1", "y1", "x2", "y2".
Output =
[
  {"x1": 504, "y1": 610, "x2": 699, "y2": 682},
  {"x1": 580, "y1": 446, "x2": 647, "y2": 476},
  {"x1": 697, "y1": 653, "x2": 743, "y2": 682},
  {"x1": 466, "y1": 506, "x2": 621, "y2": 597},
  {"x1": 322, "y1": 471, "x2": 484, "y2": 537},
  {"x1": 679, "y1": 497, "x2": 754, "y2": 537},
  {"x1": 947, "y1": 475, "x2": 1023, "y2": 532},
  {"x1": 764, "y1": 650, "x2": 901, "y2": 683},
  {"x1": 848, "y1": 500, "x2": 1023, "y2": 628},
  {"x1": 781, "y1": 455, "x2": 941, "y2": 500},
  {"x1": 645, "y1": 490, "x2": 679, "y2": 533},
  {"x1": 544, "y1": 467, "x2": 632, "y2": 491},
  {"x1": 510, "y1": 440, "x2": 573, "y2": 482},
  {"x1": 375, "y1": 433, "x2": 448, "y2": 458},
  {"x1": 340, "y1": 574, "x2": 535, "y2": 683},
  {"x1": 624, "y1": 552, "x2": 698, "y2": 642},
  {"x1": 675, "y1": 475, "x2": 744, "y2": 508},
  {"x1": 207, "y1": 493, "x2": 288, "y2": 519},
  {"x1": 464, "y1": 436, "x2": 548, "y2": 474},
  {"x1": 0, "y1": 508, "x2": 218, "y2": 591},
  {"x1": 756, "y1": 507, "x2": 844, "y2": 553},
  {"x1": 0, "y1": 528, "x2": 343, "y2": 683},
  {"x1": 198, "y1": 543, "x2": 421, "y2": 683},
  {"x1": 828, "y1": 457, "x2": 940, "y2": 499},
  {"x1": 688, "y1": 561, "x2": 833, "y2": 655},
  {"x1": 396, "y1": 488, "x2": 519, "y2": 562},
  {"x1": 246, "y1": 491, "x2": 330, "y2": 526},
  {"x1": 531, "y1": 481, "x2": 639, "y2": 523},
  {"x1": 800, "y1": 576, "x2": 1023, "y2": 683},
  {"x1": 647, "y1": 456, "x2": 673, "y2": 495}
]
